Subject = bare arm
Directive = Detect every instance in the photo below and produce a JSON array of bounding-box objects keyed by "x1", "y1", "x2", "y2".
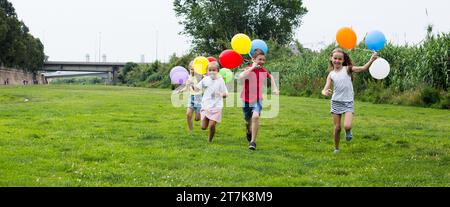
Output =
[
  {"x1": 217, "y1": 92, "x2": 229, "y2": 98},
  {"x1": 352, "y1": 52, "x2": 378, "y2": 73},
  {"x1": 186, "y1": 78, "x2": 202, "y2": 92},
  {"x1": 238, "y1": 63, "x2": 258, "y2": 79},
  {"x1": 321, "y1": 72, "x2": 332, "y2": 96},
  {"x1": 177, "y1": 85, "x2": 188, "y2": 93},
  {"x1": 269, "y1": 74, "x2": 279, "y2": 95}
]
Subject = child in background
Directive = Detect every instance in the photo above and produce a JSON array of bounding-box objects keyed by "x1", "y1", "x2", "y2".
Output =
[
  {"x1": 189, "y1": 61, "x2": 228, "y2": 142},
  {"x1": 178, "y1": 61, "x2": 203, "y2": 132}
]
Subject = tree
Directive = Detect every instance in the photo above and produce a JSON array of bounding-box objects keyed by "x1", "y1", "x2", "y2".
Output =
[
  {"x1": 0, "y1": 0, "x2": 16, "y2": 17},
  {"x1": 0, "y1": 0, "x2": 45, "y2": 71},
  {"x1": 173, "y1": 0, "x2": 308, "y2": 54}
]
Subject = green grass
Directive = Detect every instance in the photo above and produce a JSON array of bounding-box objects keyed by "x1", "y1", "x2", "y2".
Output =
[{"x1": 0, "y1": 85, "x2": 449, "y2": 186}]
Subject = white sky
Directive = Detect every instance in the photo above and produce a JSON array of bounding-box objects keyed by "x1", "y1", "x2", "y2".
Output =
[{"x1": 8, "y1": 0, "x2": 450, "y2": 62}]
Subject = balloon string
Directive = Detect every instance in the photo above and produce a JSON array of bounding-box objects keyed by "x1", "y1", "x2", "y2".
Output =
[
  {"x1": 353, "y1": 48, "x2": 383, "y2": 58},
  {"x1": 353, "y1": 48, "x2": 373, "y2": 52}
]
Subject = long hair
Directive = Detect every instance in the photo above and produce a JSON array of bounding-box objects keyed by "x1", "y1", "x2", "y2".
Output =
[
  {"x1": 188, "y1": 61, "x2": 194, "y2": 76},
  {"x1": 328, "y1": 48, "x2": 354, "y2": 81}
]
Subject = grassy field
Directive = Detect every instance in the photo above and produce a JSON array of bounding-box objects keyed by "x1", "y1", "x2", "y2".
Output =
[{"x1": 0, "y1": 85, "x2": 449, "y2": 186}]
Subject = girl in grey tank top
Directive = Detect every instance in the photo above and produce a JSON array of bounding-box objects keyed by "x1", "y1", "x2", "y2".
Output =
[{"x1": 321, "y1": 48, "x2": 379, "y2": 153}]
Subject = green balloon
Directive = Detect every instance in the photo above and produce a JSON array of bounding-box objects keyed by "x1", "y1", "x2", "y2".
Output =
[{"x1": 219, "y1": 68, "x2": 234, "y2": 83}]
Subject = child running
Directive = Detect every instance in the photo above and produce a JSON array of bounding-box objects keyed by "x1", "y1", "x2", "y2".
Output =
[
  {"x1": 238, "y1": 49, "x2": 279, "y2": 150},
  {"x1": 321, "y1": 48, "x2": 378, "y2": 154},
  {"x1": 188, "y1": 61, "x2": 228, "y2": 142},
  {"x1": 178, "y1": 61, "x2": 203, "y2": 132}
]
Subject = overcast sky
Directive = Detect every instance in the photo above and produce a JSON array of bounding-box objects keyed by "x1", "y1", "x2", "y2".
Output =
[{"x1": 9, "y1": 0, "x2": 450, "y2": 62}]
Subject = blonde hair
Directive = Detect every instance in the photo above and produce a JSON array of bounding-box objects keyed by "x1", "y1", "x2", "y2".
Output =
[
  {"x1": 188, "y1": 61, "x2": 194, "y2": 76},
  {"x1": 207, "y1": 61, "x2": 220, "y2": 71}
]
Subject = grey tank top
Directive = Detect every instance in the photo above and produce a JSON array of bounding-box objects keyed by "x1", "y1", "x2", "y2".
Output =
[{"x1": 330, "y1": 67, "x2": 354, "y2": 102}]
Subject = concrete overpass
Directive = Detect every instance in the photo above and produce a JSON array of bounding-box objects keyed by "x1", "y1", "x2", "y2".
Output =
[
  {"x1": 41, "y1": 61, "x2": 127, "y2": 84},
  {"x1": 43, "y1": 72, "x2": 108, "y2": 78}
]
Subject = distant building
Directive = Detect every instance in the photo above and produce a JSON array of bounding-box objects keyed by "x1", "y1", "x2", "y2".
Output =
[
  {"x1": 102, "y1": 54, "x2": 107, "y2": 62},
  {"x1": 86, "y1": 54, "x2": 90, "y2": 62}
]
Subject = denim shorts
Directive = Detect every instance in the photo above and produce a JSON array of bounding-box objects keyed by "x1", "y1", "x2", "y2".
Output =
[
  {"x1": 330, "y1": 100, "x2": 354, "y2": 114},
  {"x1": 242, "y1": 99, "x2": 262, "y2": 121},
  {"x1": 188, "y1": 95, "x2": 202, "y2": 113}
]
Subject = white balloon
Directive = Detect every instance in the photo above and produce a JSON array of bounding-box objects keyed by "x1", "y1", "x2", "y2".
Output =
[{"x1": 369, "y1": 58, "x2": 390, "y2": 80}]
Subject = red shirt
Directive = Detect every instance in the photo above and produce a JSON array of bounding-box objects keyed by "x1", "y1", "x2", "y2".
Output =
[{"x1": 240, "y1": 66, "x2": 272, "y2": 103}]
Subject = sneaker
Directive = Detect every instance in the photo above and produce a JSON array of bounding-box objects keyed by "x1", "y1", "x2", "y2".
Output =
[
  {"x1": 249, "y1": 142, "x2": 256, "y2": 150},
  {"x1": 246, "y1": 132, "x2": 252, "y2": 142},
  {"x1": 333, "y1": 149, "x2": 340, "y2": 154},
  {"x1": 345, "y1": 130, "x2": 353, "y2": 141}
]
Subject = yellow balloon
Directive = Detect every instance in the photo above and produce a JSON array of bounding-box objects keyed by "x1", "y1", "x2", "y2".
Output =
[
  {"x1": 193, "y1": 56, "x2": 209, "y2": 75},
  {"x1": 231, "y1": 33, "x2": 252, "y2": 54}
]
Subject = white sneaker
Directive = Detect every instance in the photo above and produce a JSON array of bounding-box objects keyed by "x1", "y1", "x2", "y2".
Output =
[{"x1": 333, "y1": 149, "x2": 340, "y2": 154}]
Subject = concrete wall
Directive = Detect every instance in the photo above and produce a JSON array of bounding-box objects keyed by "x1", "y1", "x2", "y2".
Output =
[{"x1": 0, "y1": 67, "x2": 46, "y2": 85}]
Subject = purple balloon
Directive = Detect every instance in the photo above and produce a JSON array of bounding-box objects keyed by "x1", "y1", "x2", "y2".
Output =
[
  {"x1": 170, "y1": 66, "x2": 188, "y2": 79},
  {"x1": 171, "y1": 70, "x2": 189, "y2": 84}
]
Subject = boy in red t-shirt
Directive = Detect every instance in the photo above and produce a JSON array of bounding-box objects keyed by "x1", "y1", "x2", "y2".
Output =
[{"x1": 238, "y1": 49, "x2": 279, "y2": 150}]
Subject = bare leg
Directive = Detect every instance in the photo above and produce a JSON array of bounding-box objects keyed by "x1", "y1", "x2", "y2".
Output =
[
  {"x1": 251, "y1": 112, "x2": 260, "y2": 143},
  {"x1": 332, "y1": 114, "x2": 342, "y2": 150},
  {"x1": 186, "y1": 108, "x2": 194, "y2": 132},
  {"x1": 194, "y1": 112, "x2": 201, "y2": 121},
  {"x1": 208, "y1": 121, "x2": 217, "y2": 143},
  {"x1": 343, "y1": 112, "x2": 353, "y2": 132},
  {"x1": 201, "y1": 117, "x2": 209, "y2": 130}
]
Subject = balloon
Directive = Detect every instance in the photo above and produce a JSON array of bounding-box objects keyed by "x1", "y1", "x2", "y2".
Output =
[
  {"x1": 219, "y1": 68, "x2": 234, "y2": 84},
  {"x1": 170, "y1": 70, "x2": 189, "y2": 84},
  {"x1": 365, "y1": 31, "x2": 386, "y2": 51},
  {"x1": 219, "y1": 50, "x2": 243, "y2": 69},
  {"x1": 231, "y1": 33, "x2": 252, "y2": 54},
  {"x1": 207, "y1": 56, "x2": 217, "y2": 62},
  {"x1": 336, "y1": 27, "x2": 357, "y2": 50},
  {"x1": 170, "y1": 66, "x2": 187, "y2": 79},
  {"x1": 369, "y1": 58, "x2": 390, "y2": 80},
  {"x1": 193, "y1": 56, "x2": 209, "y2": 75},
  {"x1": 249, "y1": 39, "x2": 268, "y2": 57}
]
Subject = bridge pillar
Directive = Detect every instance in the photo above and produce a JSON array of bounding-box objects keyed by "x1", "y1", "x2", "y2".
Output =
[
  {"x1": 112, "y1": 66, "x2": 119, "y2": 85},
  {"x1": 108, "y1": 71, "x2": 113, "y2": 85}
]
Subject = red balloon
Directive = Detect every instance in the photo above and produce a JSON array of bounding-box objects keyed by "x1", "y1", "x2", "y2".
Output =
[
  {"x1": 207, "y1": 56, "x2": 217, "y2": 62},
  {"x1": 219, "y1": 50, "x2": 243, "y2": 69}
]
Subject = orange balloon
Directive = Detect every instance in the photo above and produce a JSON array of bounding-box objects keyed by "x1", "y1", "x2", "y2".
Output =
[{"x1": 336, "y1": 27, "x2": 357, "y2": 50}]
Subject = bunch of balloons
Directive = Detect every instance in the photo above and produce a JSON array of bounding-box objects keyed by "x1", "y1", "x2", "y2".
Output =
[
  {"x1": 336, "y1": 27, "x2": 387, "y2": 51},
  {"x1": 336, "y1": 27, "x2": 389, "y2": 80},
  {"x1": 219, "y1": 33, "x2": 269, "y2": 70},
  {"x1": 171, "y1": 33, "x2": 269, "y2": 84}
]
